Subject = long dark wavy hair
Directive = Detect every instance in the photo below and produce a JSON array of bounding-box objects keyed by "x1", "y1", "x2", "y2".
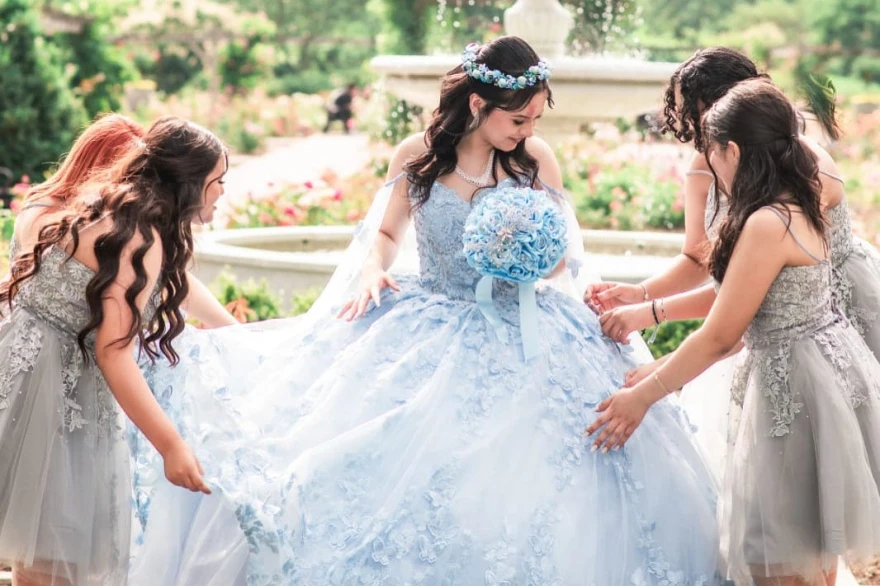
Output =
[
  {"x1": 405, "y1": 35, "x2": 553, "y2": 208},
  {"x1": 703, "y1": 79, "x2": 825, "y2": 282},
  {"x1": 663, "y1": 47, "x2": 841, "y2": 153},
  {"x1": 663, "y1": 47, "x2": 770, "y2": 152},
  {"x1": 1, "y1": 117, "x2": 226, "y2": 364}
]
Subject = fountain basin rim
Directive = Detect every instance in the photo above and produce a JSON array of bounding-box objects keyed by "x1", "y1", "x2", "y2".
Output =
[
  {"x1": 197, "y1": 225, "x2": 684, "y2": 257},
  {"x1": 192, "y1": 226, "x2": 683, "y2": 288}
]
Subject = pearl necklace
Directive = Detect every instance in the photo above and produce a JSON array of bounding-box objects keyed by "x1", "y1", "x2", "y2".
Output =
[{"x1": 455, "y1": 150, "x2": 495, "y2": 187}]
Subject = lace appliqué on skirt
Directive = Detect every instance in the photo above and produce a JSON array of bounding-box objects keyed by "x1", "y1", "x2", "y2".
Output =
[{"x1": 0, "y1": 316, "x2": 44, "y2": 411}]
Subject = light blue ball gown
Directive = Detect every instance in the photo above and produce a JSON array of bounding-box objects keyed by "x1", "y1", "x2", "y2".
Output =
[{"x1": 129, "y1": 177, "x2": 722, "y2": 586}]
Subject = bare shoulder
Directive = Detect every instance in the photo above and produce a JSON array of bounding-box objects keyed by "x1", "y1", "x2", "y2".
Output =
[
  {"x1": 524, "y1": 136, "x2": 555, "y2": 160},
  {"x1": 386, "y1": 132, "x2": 430, "y2": 181},
  {"x1": 741, "y1": 207, "x2": 789, "y2": 243},
  {"x1": 802, "y1": 136, "x2": 840, "y2": 175},
  {"x1": 524, "y1": 136, "x2": 563, "y2": 190},
  {"x1": 687, "y1": 150, "x2": 712, "y2": 173},
  {"x1": 401, "y1": 131, "x2": 430, "y2": 155}
]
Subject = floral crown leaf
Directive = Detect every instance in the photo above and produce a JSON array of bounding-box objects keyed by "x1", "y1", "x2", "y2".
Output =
[{"x1": 461, "y1": 43, "x2": 551, "y2": 91}]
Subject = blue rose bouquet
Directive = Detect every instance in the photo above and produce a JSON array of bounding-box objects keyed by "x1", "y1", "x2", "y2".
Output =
[
  {"x1": 462, "y1": 186, "x2": 568, "y2": 359},
  {"x1": 463, "y1": 186, "x2": 567, "y2": 281}
]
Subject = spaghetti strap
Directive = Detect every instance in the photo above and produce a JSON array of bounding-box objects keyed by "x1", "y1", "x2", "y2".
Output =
[
  {"x1": 762, "y1": 206, "x2": 825, "y2": 263},
  {"x1": 384, "y1": 172, "x2": 405, "y2": 188},
  {"x1": 686, "y1": 169, "x2": 714, "y2": 179},
  {"x1": 60, "y1": 214, "x2": 111, "y2": 250},
  {"x1": 818, "y1": 169, "x2": 844, "y2": 184},
  {"x1": 20, "y1": 202, "x2": 60, "y2": 212}
]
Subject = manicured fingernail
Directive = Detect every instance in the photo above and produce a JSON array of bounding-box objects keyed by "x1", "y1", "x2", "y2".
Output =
[
  {"x1": 590, "y1": 445, "x2": 598, "y2": 453},
  {"x1": 601, "y1": 447, "x2": 609, "y2": 454},
  {"x1": 613, "y1": 446, "x2": 620, "y2": 452}
]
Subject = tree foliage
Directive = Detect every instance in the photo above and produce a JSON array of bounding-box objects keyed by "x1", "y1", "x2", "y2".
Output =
[
  {"x1": 218, "y1": 0, "x2": 379, "y2": 93},
  {"x1": 0, "y1": 0, "x2": 88, "y2": 180},
  {"x1": 811, "y1": 0, "x2": 880, "y2": 80},
  {"x1": 55, "y1": 22, "x2": 138, "y2": 118}
]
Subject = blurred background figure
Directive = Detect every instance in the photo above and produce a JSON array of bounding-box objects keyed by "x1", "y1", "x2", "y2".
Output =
[{"x1": 323, "y1": 83, "x2": 358, "y2": 134}]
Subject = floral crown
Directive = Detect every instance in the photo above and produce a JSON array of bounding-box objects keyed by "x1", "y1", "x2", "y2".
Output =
[{"x1": 461, "y1": 43, "x2": 551, "y2": 91}]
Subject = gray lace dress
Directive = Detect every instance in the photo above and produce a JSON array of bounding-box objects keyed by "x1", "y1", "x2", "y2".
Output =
[
  {"x1": 0, "y1": 237, "x2": 157, "y2": 585},
  {"x1": 702, "y1": 170, "x2": 880, "y2": 358},
  {"x1": 826, "y1": 200, "x2": 880, "y2": 356},
  {"x1": 716, "y1": 209, "x2": 880, "y2": 583}
]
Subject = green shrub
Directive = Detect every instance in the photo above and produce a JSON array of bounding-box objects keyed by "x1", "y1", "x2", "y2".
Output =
[
  {"x1": 135, "y1": 46, "x2": 203, "y2": 96},
  {"x1": 56, "y1": 22, "x2": 137, "y2": 119},
  {"x1": 212, "y1": 271, "x2": 283, "y2": 322},
  {"x1": 289, "y1": 289, "x2": 320, "y2": 316},
  {"x1": 215, "y1": 114, "x2": 266, "y2": 155},
  {"x1": 209, "y1": 272, "x2": 319, "y2": 321},
  {"x1": 220, "y1": 38, "x2": 267, "y2": 95},
  {"x1": 641, "y1": 180, "x2": 686, "y2": 230},
  {"x1": 270, "y1": 64, "x2": 335, "y2": 96},
  {"x1": 378, "y1": 0, "x2": 432, "y2": 54},
  {"x1": 565, "y1": 162, "x2": 685, "y2": 231},
  {"x1": 0, "y1": 0, "x2": 88, "y2": 180},
  {"x1": 0, "y1": 242, "x2": 8, "y2": 276},
  {"x1": 373, "y1": 95, "x2": 425, "y2": 146},
  {"x1": 851, "y1": 55, "x2": 880, "y2": 84},
  {"x1": 0, "y1": 210, "x2": 14, "y2": 244},
  {"x1": 641, "y1": 319, "x2": 704, "y2": 358},
  {"x1": 0, "y1": 204, "x2": 13, "y2": 276}
]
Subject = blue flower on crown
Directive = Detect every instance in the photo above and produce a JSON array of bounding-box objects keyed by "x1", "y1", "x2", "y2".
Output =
[{"x1": 461, "y1": 43, "x2": 551, "y2": 91}]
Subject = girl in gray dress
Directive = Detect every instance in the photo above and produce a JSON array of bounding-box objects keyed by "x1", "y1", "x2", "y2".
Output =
[
  {"x1": 589, "y1": 79, "x2": 880, "y2": 586},
  {"x1": 0, "y1": 117, "x2": 223, "y2": 586}
]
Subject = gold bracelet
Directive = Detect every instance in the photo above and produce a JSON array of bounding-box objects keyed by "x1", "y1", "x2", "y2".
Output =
[
  {"x1": 659, "y1": 298, "x2": 668, "y2": 322},
  {"x1": 639, "y1": 283, "x2": 649, "y2": 302},
  {"x1": 653, "y1": 372, "x2": 670, "y2": 395}
]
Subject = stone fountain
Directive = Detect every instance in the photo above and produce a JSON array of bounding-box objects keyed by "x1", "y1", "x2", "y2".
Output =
[{"x1": 370, "y1": 0, "x2": 679, "y2": 144}]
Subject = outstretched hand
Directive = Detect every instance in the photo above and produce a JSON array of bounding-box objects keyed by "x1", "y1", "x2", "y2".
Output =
[
  {"x1": 584, "y1": 387, "x2": 652, "y2": 453},
  {"x1": 338, "y1": 270, "x2": 401, "y2": 321}
]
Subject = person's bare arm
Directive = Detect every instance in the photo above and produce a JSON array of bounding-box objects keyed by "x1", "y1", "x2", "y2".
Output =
[
  {"x1": 339, "y1": 132, "x2": 427, "y2": 320},
  {"x1": 586, "y1": 153, "x2": 715, "y2": 310},
  {"x1": 587, "y1": 209, "x2": 796, "y2": 451},
  {"x1": 95, "y1": 233, "x2": 209, "y2": 493}
]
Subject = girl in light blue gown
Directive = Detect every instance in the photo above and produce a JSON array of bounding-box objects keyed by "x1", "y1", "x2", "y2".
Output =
[{"x1": 130, "y1": 36, "x2": 722, "y2": 586}]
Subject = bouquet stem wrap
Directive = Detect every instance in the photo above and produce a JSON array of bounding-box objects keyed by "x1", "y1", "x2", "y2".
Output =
[{"x1": 475, "y1": 276, "x2": 540, "y2": 360}]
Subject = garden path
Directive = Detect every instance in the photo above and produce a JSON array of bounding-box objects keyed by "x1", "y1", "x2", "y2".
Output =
[{"x1": 216, "y1": 133, "x2": 372, "y2": 224}]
